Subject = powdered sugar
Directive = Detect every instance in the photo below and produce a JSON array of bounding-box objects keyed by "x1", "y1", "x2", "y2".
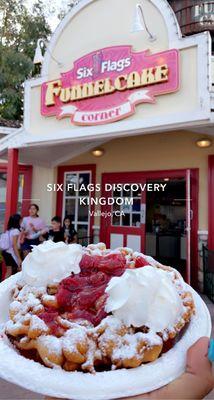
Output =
[
  {"x1": 42, "y1": 294, "x2": 56, "y2": 302},
  {"x1": 63, "y1": 327, "x2": 87, "y2": 353},
  {"x1": 96, "y1": 316, "x2": 125, "y2": 333},
  {"x1": 112, "y1": 336, "x2": 142, "y2": 361},
  {"x1": 5, "y1": 320, "x2": 25, "y2": 334},
  {"x1": 82, "y1": 339, "x2": 99, "y2": 373},
  {"x1": 14, "y1": 285, "x2": 46, "y2": 301},
  {"x1": 9, "y1": 290, "x2": 44, "y2": 324},
  {"x1": 9, "y1": 301, "x2": 22, "y2": 313},
  {"x1": 37, "y1": 335, "x2": 62, "y2": 356},
  {"x1": 3, "y1": 244, "x2": 196, "y2": 381},
  {"x1": 30, "y1": 315, "x2": 49, "y2": 332},
  {"x1": 0, "y1": 268, "x2": 211, "y2": 399}
]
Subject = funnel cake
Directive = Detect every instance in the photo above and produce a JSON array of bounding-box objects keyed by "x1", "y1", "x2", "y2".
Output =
[{"x1": 5, "y1": 242, "x2": 195, "y2": 373}]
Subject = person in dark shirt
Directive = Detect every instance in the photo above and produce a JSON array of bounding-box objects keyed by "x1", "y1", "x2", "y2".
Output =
[
  {"x1": 63, "y1": 216, "x2": 77, "y2": 244},
  {"x1": 48, "y1": 216, "x2": 65, "y2": 243}
]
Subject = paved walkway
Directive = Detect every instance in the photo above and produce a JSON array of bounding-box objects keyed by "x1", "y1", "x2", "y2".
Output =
[{"x1": 0, "y1": 295, "x2": 213, "y2": 400}]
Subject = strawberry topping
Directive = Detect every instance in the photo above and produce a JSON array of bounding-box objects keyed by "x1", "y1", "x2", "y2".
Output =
[
  {"x1": 134, "y1": 255, "x2": 151, "y2": 268},
  {"x1": 55, "y1": 253, "x2": 126, "y2": 325}
]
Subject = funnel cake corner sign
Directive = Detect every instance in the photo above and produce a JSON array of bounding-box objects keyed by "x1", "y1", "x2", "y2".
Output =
[{"x1": 41, "y1": 45, "x2": 179, "y2": 126}]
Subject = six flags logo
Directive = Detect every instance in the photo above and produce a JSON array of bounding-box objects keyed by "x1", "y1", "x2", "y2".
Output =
[{"x1": 41, "y1": 45, "x2": 180, "y2": 126}]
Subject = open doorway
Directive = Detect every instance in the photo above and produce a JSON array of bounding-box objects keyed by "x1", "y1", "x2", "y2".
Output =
[
  {"x1": 146, "y1": 178, "x2": 186, "y2": 276},
  {"x1": 100, "y1": 168, "x2": 198, "y2": 287}
]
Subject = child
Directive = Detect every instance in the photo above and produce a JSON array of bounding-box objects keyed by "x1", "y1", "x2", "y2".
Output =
[
  {"x1": 48, "y1": 216, "x2": 65, "y2": 243},
  {"x1": 63, "y1": 216, "x2": 77, "y2": 244}
]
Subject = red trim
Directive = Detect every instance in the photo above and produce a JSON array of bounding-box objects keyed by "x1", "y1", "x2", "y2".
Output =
[
  {"x1": 208, "y1": 155, "x2": 214, "y2": 250},
  {"x1": 4, "y1": 149, "x2": 19, "y2": 229},
  {"x1": 56, "y1": 164, "x2": 96, "y2": 239},
  {"x1": 190, "y1": 168, "x2": 199, "y2": 289},
  {"x1": 1, "y1": 260, "x2": 7, "y2": 282},
  {"x1": 0, "y1": 162, "x2": 33, "y2": 226},
  {"x1": 101, "y1": 172, "x2": 147, "y2": 252},
  {"x1": 101, "y1": 169, "x2": 194, "y2": 182},
  {"x1": 100, "y1": 168, "x2": 199, "y2": 289}
]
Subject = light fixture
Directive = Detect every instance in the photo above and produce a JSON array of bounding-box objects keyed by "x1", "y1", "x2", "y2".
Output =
[
  {"x1": 132, "y1": 4, "x2": 144, "y2": 32},
  {"x1": 196, "y1": 138, "x2": 212, "y2": 148},
  {"x1": 164, "y1": 178, "x2": 170, "y2": 182},
  {"x1": 131, "y1": 3, "x2": 157, "y2": 42},
  {"x1": 91, "y1": 148, "x2": 105, "y2": 157},
  {"x1": 33, "y1": 39, "x2": 63, "y2": 67},
  {"x1": 33, "y1": 39, "x2": 44, "y2": 65}
]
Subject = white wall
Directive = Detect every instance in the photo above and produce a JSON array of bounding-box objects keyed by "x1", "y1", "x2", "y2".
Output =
[{"x1": 31, "y1": 166, "x2": 57, "y2": 224}]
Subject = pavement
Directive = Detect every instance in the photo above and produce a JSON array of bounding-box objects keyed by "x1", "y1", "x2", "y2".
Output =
[{"x1": 0, "y1": 295, "x2": 213, "y2": 400}]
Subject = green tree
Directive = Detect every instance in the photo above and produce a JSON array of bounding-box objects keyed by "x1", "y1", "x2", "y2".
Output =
[
  {"x1": 58, "y1": 0, "x2": 80, "y2": 20},
  {"x1": 0, "y1": 0, "x2": 51, "y2": 121}
]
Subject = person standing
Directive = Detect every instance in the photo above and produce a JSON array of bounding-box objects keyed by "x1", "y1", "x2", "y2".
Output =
[
  {"x1": 21, "y1": 204, "x2": 48, "y2": 257},
  {"x1": 1, "y1": 214, "x2": 22, "y2": 278}
]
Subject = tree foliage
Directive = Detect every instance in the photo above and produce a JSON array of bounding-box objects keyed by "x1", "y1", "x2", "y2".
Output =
[
  {"x1": 58, "y1": 0, "x2": 80, "y2": 20},
  {"x1": 0, "y1": 0, "x2": 51, "y2": 121}
]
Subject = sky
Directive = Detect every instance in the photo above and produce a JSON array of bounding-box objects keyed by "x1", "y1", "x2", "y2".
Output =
[
  {"x1": 25, "y1": 0, "x2": 79, "y2": 31},
  {"x1": 25, "y1": 0, "x2": 60, "y2": 29}
]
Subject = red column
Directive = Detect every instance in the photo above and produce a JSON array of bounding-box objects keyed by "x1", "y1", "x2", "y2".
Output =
[
  {"x1": 208, "y1": 155, "x2": 214, "y2": 250},
  {"x1": 4, "y1": 148, "x2": 19, "y2": 229}
]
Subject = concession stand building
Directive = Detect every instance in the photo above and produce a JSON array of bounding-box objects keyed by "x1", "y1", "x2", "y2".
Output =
[{"x1": 0, "y1": 0, "x2": 214, "y2": 289}]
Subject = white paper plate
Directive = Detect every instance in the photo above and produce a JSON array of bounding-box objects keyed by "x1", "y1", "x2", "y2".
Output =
[{"x1": 0, "y1": 273, "x2": 211, "y2": 400}]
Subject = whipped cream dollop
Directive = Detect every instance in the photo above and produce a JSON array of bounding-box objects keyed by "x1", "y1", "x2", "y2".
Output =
[
  {"x1": 105, "y1": 266, "x2": 184, "y2": 332},
  {"x1": 22, "y1": 240, "x2": 82, "y2": 287}
]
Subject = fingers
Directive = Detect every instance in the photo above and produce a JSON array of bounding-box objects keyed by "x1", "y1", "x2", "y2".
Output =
[
  {"x1": 187, "y1": 337, "x2": 209, "y2": 357},
  {"x1": 155, "y1": 337, "x2": 214, "y2": 400},
  {"x1": 121, "y1": 338, "x2": 214, "y2": 400},
  {"x1": 186, "y1": 337, "x2": 212, "y2": 377}
]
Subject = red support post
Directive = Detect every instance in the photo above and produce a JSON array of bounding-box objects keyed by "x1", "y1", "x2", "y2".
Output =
[
  {"x1": 4, "y1": 148, "x2": 19, "y2": 230},
  {"x1": 208, "y1": 155, "x2": 214, "y2": 250}
]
